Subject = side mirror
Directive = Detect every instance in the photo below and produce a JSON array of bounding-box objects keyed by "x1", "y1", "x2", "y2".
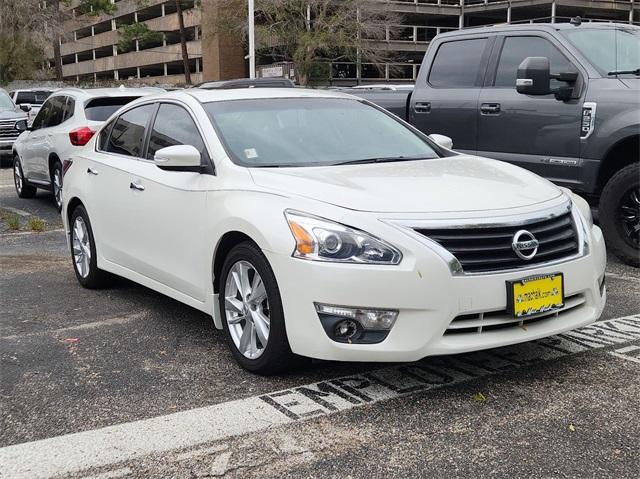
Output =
[
  {"x1": 429, "y1": 134, "x2": 453, "y2": 150},
  {"x1": 517, "y1": 57, "x2": 579, "y2": 101},
  {"x1": 516, "y1": 57, "x2": 552, "y2": 95},
  {"x1": 14, "y1": 120, "x2": 28, "y2": 132},
  {"x1": 19, "y1": 104, "x2": 32, "y2": 112},
  {"x1": 153, "y1": 145, "x2": 201, "y2": 168}
]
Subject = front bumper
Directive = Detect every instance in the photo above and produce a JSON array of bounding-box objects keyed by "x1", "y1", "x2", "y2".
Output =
[{"x1": 266, "y1": 225, "x2": 606, "y2": 362}]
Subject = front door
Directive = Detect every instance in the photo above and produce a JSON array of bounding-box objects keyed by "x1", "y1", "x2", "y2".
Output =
[
  {"x1": 410, "y1": 36, "x2": 494, "y2": 154},
  {"x1": 122, "y1": 102, "x2": 212, "y2": 302},
  {"x1": 476, "y1": 34, "x2": 584, "y2": 188}
]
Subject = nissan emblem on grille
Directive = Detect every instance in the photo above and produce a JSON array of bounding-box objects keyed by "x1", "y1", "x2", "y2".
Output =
[{"x1": 512, "y1": 230, "x2": 539, "y2": 260}]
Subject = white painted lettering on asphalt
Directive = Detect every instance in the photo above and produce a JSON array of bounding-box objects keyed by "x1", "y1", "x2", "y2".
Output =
[{"x1": 0, "y1": 315, "x2": 639, "y2": 479}]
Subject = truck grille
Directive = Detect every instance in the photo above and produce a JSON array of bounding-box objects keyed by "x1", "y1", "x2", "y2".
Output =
[
  {"x1": 0, "y1": 119, "x2": 20, "y2": 142},
  {"x1": 414, "y1": 211, "x2": 579, "y2": 273}
]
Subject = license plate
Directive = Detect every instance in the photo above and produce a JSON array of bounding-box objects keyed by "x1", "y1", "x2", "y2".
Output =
[{"x1": 506, "y1": 273, "x2": 564, "y2": 318}]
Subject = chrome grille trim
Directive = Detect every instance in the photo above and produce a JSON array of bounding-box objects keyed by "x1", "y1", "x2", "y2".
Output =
[{"x1": 384, "y1": 200, "x2": 588, "y2": 276}]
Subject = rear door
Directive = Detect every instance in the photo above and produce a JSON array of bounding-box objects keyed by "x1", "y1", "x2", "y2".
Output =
[
  {"x1": 88, "y1": 103, "x2": 157, "y2": 267},
  {"x1": 410, "y1": 35, "x2": 494, "y2": 154},
  {"x1": 476, "y1": 33, "x2": 584, "y2": 187}
]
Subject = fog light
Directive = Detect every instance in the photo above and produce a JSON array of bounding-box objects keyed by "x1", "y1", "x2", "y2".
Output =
[
  {"x1": 315, "y1": 303, "x2": 399, "y2": 345},
  {"x1": 334, "y1": 319, "x2": 359, "y2": 339},
  {"x1": 315, "y1": 303, "x2": 398, "y2": 330}
]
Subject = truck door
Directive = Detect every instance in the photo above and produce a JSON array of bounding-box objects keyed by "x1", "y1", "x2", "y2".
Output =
[
  {"x1": 476, "y1": 34, "x2": 583, "y2": 189},
  {"x1": 410, "y1": 36, "x2": 494, "y2": 155}
]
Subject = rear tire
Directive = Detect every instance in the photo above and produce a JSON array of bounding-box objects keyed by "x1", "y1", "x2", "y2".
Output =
[
  {"x1": 13, "y1": 156, "x2": 37, "y2": 199},
  {"x1": 51, "y1": 159, "x2": 63, "y2": 212},
  {"x1": 70, "y1": 205, "x2": 111, "y2": 288},
  {"x1": 218, "y1": 241, "x2": 303, "y2": 375},
  {"x1": 599, "y1": 163, "x2": 639, "y2": 267}
]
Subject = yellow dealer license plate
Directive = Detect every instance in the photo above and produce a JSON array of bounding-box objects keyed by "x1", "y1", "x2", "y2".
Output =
[{"x1": 507, "y1": 273, "x2": 564, "y2": 318}]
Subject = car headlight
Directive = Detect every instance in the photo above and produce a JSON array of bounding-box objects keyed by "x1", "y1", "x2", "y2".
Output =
[
  {"x1": 572, "y1": 193, "x2": 593, "y2": 228},
  {"x1": 284, "y1": 210, "x2": 402, "y2": 264}
]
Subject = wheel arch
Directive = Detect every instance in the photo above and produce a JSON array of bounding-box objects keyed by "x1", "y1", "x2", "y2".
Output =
[
  {"x1": 212, "y1": 231, "x2": 257, "y2": 295},
  {"x1": 48, "y1": 152, "x2": 61, "y2": 176},
  {"x1": 66, "y1": 196, "x2": 85, "y2": 227},
  {"x1": 597, "y1": 134, "x2": 640, "y2": 193}
]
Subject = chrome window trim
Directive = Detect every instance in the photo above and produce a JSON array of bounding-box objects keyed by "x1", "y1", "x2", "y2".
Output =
[{"x1": 384, "y1": 200, "x2": 588, "y2": 276}]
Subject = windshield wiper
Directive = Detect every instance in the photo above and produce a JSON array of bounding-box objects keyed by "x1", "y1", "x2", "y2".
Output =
[
  {"x1": 332, "y1": 156, "x2": 430, "y2": 166},
  {"x1": 607, "y1": 68, "x2": 640, "y2": 76}
]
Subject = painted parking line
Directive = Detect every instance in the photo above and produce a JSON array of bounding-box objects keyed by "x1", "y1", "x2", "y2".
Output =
[
  {"x1": 609, "y1": 344, "x2": 640, "y2": 364},
  {"x1": 1, "y1": 315, "x2": 639, "y2": 479}
]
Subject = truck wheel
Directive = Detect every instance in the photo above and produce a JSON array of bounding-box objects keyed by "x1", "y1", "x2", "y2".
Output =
[{"x1": 599, "y1": 163, "x2": 639, "y2": 267}]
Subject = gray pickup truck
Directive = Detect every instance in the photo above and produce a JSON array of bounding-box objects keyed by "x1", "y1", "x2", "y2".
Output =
[{"x1": 350, "y1": 21, "x2": 639, "y2": 267}]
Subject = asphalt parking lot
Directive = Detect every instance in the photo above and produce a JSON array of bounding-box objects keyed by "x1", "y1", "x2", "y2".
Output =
[{"x1": 1, "y1": 166, "x2": 639, "y2": 479}]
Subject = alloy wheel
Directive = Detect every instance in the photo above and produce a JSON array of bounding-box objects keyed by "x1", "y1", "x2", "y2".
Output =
[
  {"x1": 619, "y1": 186, "x2": 640, "y2": 248},
  {"x1": 224, "y1": 260, "x2": 270, "y2": 359},
  {"x1": 53, "y1": 166, "x2": 62, "y2": 209},
  {"x1": 14, "y1": 161, "x2": 22, "y2": 194},
  {"x1": 72, "y1": 216, "x2": 91, "y2": 278}
]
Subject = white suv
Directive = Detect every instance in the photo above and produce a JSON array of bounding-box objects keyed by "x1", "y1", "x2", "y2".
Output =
[{"x1": 12, "y1": 87, "x2": 161, "y2": 211}]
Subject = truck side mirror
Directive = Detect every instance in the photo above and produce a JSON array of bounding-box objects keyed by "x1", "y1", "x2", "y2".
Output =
[
  {"x1": 516, "y1": 57, "x2": 552, "y2": 95},
  {"x1": 517, "y1": 57, "x2": 580, "y2": 101},
  {"x1": 19, "y1": 104, "x2": 32, "y2": 112}
]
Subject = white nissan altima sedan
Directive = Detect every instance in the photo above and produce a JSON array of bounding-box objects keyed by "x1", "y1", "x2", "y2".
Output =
[{"x1": 61, "y1": 88, "x2": 606, "y2": 374}]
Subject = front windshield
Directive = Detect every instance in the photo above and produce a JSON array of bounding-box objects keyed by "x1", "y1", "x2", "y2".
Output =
[
  {"x1": 0, "y1": 90, "x2": 15, "y2": 109},
  {"x1": 562, "y1": 27, "x2": 640, "y2": 75},
  {"x1": 204, "y1": 98, "x2": 439, "y2": 167}
]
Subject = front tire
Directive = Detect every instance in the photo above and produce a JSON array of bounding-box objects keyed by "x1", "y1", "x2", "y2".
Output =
[
  {"x1": 219, "y1": 241, "x2": 300, "y2": 374},
  {"x1": 70, "y1": 205, "x2": 110, "y2": 288},
  {"x1": 13, "y1": 156, "x2": 37, "y2": 199},
  {"x1": 51, "y1": 160, "x2": 63, "y2": 212},
  {"x1": 599, "y1": 163, "x2": 639, "y2": 267}
]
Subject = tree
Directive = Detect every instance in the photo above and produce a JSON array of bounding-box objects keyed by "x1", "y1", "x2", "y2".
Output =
[
  {"x1": 175, "y1": 0, "x2": 192, "y2": 85},
  {"x1": 0, "y1": 0, "x2": 53, "y2": 83},
  {"x1": 211, "y1": 0, "x2": 401, "y2": 85},
  {"x1": 117, "y1": 22, "x2": 163, "y2": 54}
]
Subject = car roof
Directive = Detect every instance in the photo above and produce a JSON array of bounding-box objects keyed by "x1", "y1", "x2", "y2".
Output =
[
  {"x1": 183, "y1": 87, "x2": 355, "y2": 103},
  {"x1": 51, "y1": 86, "x2": 164, "y2": 98},
  {"x1": 438, "y1": 21, "x2": 639, "y2": 38}
]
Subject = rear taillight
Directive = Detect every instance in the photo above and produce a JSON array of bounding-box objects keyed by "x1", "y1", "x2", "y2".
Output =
[
  {"x1": 62, "y1": 159, "x2": 73, "y2": 177},
  {"x1": 69, "y1": 127, "x2": 95, "y2": 146}
]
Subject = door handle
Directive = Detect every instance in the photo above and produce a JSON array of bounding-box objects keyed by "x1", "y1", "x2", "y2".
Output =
[
  {"x1": 480, "y1": 103, "x2": 501, "y2": 114},
  {"x1": 414, "y1": 101, "x2": 431, "y2": 113},
  {"x1": 87, "y1": 168, "x2": 98, "y2": 175},
  {"x1": 129, "y1": 182, "x2": 145, "y2": 191}
]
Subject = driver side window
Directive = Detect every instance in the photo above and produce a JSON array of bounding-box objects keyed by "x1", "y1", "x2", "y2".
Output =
[{"x1": 494, "y1": 36, "x2": 573, "y2": 88}]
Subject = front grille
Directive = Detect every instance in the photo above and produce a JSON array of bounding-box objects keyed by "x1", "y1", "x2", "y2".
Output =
[
  {"x1": 0, "y1": 119, "x2": 20, "y2": 141},
  {"x1": 444, "y1": 292, "x2": 586, "y2": 335},
  {"x1": 414, "y1": 211, "x2": 579, "y2": 273}
]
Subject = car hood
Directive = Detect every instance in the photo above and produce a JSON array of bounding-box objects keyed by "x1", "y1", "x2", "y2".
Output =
[
  {"x1": 0, "y1": 107, "x2": 27, "y2": 120},
  {"x1": 620, "y1": 78, "x2": 640, "y2": 90},
  {"x1": 249, "y1": 155, "x2": 563, "y2": 213}
]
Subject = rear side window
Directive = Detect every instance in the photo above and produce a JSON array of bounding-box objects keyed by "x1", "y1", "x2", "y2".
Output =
[
  {"x1": 146, "y1": 103, "x2": 207, "y2": 161},
  {"x1": 63, "y1": 97, "x2": 75, "y2": 121},
  {"x1": 429, "y1": 38, "x2": 488, "y2": 87},
  {"x1": 46, "y1": 96, "x2": 66, "y2": 127},
  {"x1": 105, "y1": 104, "x2": 155, "y2": 157},
  {"x1": 494, "y1": 36, "x2": 572, "y2": 88},
  {"x1": 84, "y1": 96, "x2": 141, "y2": 121},
  {"x1": 97, "y1": 118, "x2": 116, "y2": 151}
]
